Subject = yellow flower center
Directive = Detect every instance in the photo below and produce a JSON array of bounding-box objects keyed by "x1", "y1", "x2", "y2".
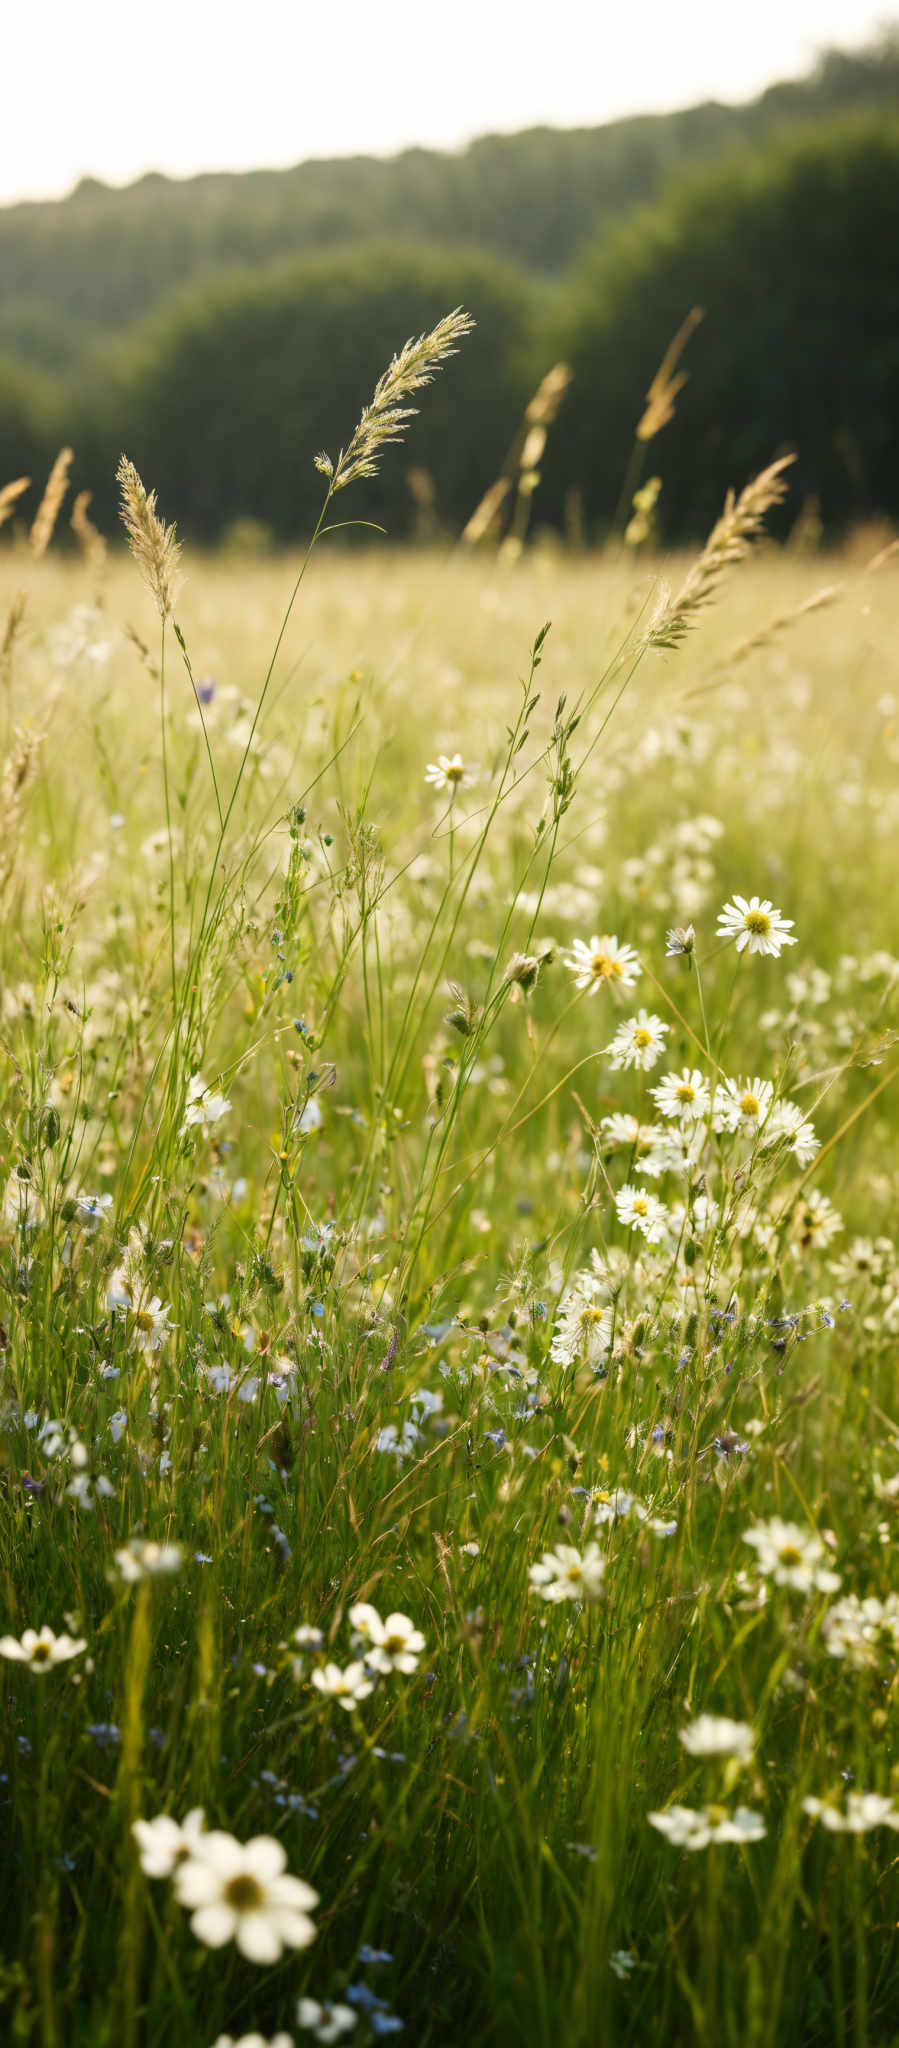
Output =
[
  {"x1": 445, "y1": 761, "x2": 465, "y2": 783},
  {"x1": 634, "y1": 1028, "x2": 652, "y2": 1048},
  {"x1": 31, "y1": 1641, "x2": 52, "y2": 1664},
  {"x1": 633, "y1": 1198, "x2": 648, "y2": 1216},
  {"x1": 745, "y1": 910, "x2": 771, "y2": 936},
  {"x1": 777, "y1": 1545, "x2": 803, "y2": 1567},
  {"x1": 566, "y1": 1563, "x2": 583, "y2": 1581},
  {"x1": 676, "y1": 1083, "x2": 695, "y2": 1103},
  {"x1": 224, "y1": 1874, "x2": 265, "y2": 1912},
  {"x1": 740, "y1": 1093, "x2": 760, "y2": 1117},
  {"x1": 591, "y1": 951, "x2": 621, "y2": 979},
  {"x1": 581, "y1": 1306, "x2": 606, "y2": 1328}
]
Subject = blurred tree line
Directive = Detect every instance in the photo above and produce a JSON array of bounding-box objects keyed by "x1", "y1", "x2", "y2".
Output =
[{"x1": 1, "y1": 36, "x2": 898, "y2": 546}]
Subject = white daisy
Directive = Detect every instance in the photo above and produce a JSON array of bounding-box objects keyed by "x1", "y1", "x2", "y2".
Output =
[
  {"x1": 803, "y1": 1792, "x2": 899, "y2": 1834},
  {"x1": 713, "y1": 1077, "x2": 775, "y2": 1135},
  {"x1": 604, "y1": 1009, "x2": 669, "y2": 1072},
  {"x1": 115, "y1": 1539, "x2": 184, "y2": 1584},
  {"x1": 133, "y1": 1808, "x2": 206, "y2": 1877},
  {"x1": 651, "y1": 1068, "x2": 712, "y2": 1123},
  {"x1": 762, "y1": 1099, "x2": 819, "y2": 1166},
  {"x1": 717, "y1": 895, "x2": 796, "y2": 957},
  {"x1": 311, "y1": 1661, "x2": 376, "y2": 1710},
  {"x1": 0, "y1": 1624, "x2": 87, "y2": 1671},
  {"x1": 821, "y1": 1593, "x2": 899, "y2": 1668},
  {"x1": 614, "y1": 1185, "x2": 670, "y2": 1244},
  {"x1": 550, "y1": 1274, "x2": 613, "y2": 1367},
  {"x1": 567, "y1": 933, "x2": 641, "y2": 994},
  {"x1": 649, "y1": 1804, "x2": 765, "y2": 1849},
  {"x1": 424, "y1": 753, "x2": 477, "y2": 795},
  {"x1": 529, "y1": 1542, "x2": 606, "y2": 1604},
  {"x1": 679, "y1": 1715, "x2": 756, "y2": 1762},
  {"x1": 213, "y1": 2035, "x2": 294, "y2": 2048},
  {"x1": 348, "y1": 1603, "x2": 426, "y2": 1674},
  {"x1": 297, "y1": 1999, "x2": 358, "y2": 2042},
  {"x1": 743, "y1": 1517, "x2": 840, "y2": 1594},
  {"x1": 173, "y1": 1830, "x2": 319, "y2": 1961}
]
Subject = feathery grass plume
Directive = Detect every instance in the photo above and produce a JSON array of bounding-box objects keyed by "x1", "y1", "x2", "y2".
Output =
[
  {"x1": 116, "y1": 456, "x2": 183, "y2": 620},
  {"x1": 677, "y1": 585, "x2": 841, "y2": 699},
  {"x1": 322, "y1": 309, "x2": 474, "y2": 495},
  {"x1": 71, "y1": 489, "x2": 107, "y2": 576},
  {"x1": 29, "y1": 448, "x2": 73, "y2": 559},
  {"x1": 636, "y1": 308, "x2": 704, "y2": 442},
  {"x1": 526, "y1": 362, "x2": 573, "y2": 429},
  {"x1": 0, "y1": 710, "x2": 54, "y2": 895},
  {"x1": 643, "y1": 454, "x2": 795, "y2": 651},
  {"x1": 0, "y1": 477, "x2": 31, "y2": 530},
  {"x1": 0, "y1": 593, "x2": 27, "y2": 690},
  {"x1": 462, "y1": 363, "x2": 571, "y2": 551}
]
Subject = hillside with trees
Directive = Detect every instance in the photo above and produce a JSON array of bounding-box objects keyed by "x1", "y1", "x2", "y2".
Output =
[{"x1": 0, "y1": 34, "x2": 897, "y2": 544}]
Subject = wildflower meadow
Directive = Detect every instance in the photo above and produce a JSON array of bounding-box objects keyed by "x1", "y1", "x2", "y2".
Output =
[{"x1": 1, "y1": 316, "x2": 899, "y2": 2047}]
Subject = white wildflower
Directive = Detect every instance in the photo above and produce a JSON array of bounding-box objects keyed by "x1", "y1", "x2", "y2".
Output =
[
  {"x1": 529, "y1": 1542, "x2": 606, "y2": 1604},
  {"x1": 424, "y1": 753, "x2": 477, "y2": 795},
  {"x1": 133, "y1": 1808, "x2": 206, "y2": 1877},
  {"x1": 717, "y1": 895, "x2": 796, "y2": 957},
  {"x1": 679, "y1": 1715, "x2": 756, "y2": 1762},
  {"x1": 567, "y1": 933, "x2": 641, "y2": 994},
  {"x1": 173, "y1": 1830, "x2": 319, "y2": 1961},
  {"x1": 649, "y1": 1803, "x2": 766, "y2": 1849},
  {"x1": 743, "y1": 1517, "x2": 841, "y2": 1594},
  {"x1": 0, "y1": 1624, "x2": 87, "y2": 1671},
  {"x1": 651, "y1": 1068, "x2": 711, "y2": 1123},
  {"x1": 311, "y1": 1661, "x2": 376, "y2": 1710},
  {"x1": 297, "y1": 2000, "x2": 358, "y2": 2043},
  {"x1": 604, "y1": 1010, "x2": 669, "y2": 1072},
  {"x1": 115, "y1": 1539, "x2": 184, "y2": 1584},
  {"x1": 348, "y1": 1603, "x2": 426, "y2": 1674},
  {"x1": 803, "y1": 1792, "x2": 899, "y2": 1834}
]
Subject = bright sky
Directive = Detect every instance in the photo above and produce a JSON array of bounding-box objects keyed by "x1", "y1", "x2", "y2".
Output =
[{"x1": 2, "y1": 0, "x2": 893, "y2": 206}]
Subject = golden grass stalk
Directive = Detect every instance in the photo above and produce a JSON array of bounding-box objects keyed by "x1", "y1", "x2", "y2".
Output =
[
  {"x1": 526, "y1": 362, "x2": 572, "y2": 428},
  {"x1": 0, "y1": 477, "x2": 31, "y2": 530},
  {"x1": 29, "y1": 449, "x2": 73, "y2": 559},
  {"x1": 322, "y1": 308, "x2": 474, "y2": 495},
  {"x1": 0, "y1": 709, "x2": 54, "y2": 895},
  {"x1": 643, "y1": 454, "x2": 795, "y2": 650},
  {"x1": 116, "y1": 456, "x2": 183, "y2": 620},
  {"x1": 462, "y1": 478, "x2": 512, "y2": 546},
  {"x1": 0, "y1": 592, "x2": 27, "y2": 689},
  {"x1": 71, "y1": 489, "x2": 107, "y2": 576},
  {"x1": 865, "y1": 536, "x2": 899, "y2": 574},
  {"x1": 636, "y1": 308, "x2": 704, "y2": 442},
  {"x1": 679, "y1": 585, "x2": 841, "y2": 699}
]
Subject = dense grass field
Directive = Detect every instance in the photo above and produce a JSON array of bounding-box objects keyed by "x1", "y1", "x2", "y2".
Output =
[{"x1": 1, "y1": 406, "x2": 899, "y2": 2046}]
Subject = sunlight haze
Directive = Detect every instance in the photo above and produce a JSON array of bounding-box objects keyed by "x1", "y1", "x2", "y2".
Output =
[{"x1": 3, "y1": 0, "x2": 893, "y2": 205}]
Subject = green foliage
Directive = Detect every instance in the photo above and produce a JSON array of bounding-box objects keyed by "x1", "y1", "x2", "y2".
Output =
[
  {"x1": 0, "y1": 35, "x2": 896, "y2": 370},
  {"x1": 72, "y1": 246, "x2": 538, "y2": 542},
  {"x1": 544, "y1": 116, "x2": 899, "y2": 538}
]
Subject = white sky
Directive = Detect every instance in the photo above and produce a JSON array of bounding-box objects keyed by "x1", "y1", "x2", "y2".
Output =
[{"x1": 2, "y1": 0, "x2": 894, "y2": 206}]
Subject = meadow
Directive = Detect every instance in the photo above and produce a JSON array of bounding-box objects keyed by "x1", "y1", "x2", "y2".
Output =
[{"x1": 1, "y1": 331, "x2": 899, "y2": 2047}]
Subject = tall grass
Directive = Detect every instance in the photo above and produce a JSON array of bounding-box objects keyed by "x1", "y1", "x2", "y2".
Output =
[{"x1": 0, "y1": 328, "x2": 898, "y2": 2048}]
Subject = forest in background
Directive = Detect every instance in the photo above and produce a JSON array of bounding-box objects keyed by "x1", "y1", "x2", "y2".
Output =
[{"x1": 1, "y1": 32, "x2": 898, "y2": 544}]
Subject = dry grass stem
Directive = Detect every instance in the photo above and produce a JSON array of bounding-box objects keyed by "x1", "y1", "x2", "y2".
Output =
[
  {"x1": 681, "y1": 584, "x2": 842, "y2": 696},
  {"x1": 71, "y1": 490, "x2": 108, "y2": 577},
  {"x1": 116, "y1": 456, "x2": 183, "y2": 620},
  {"x1": 0, "y1": 593, "x2": 27, "y2": 691},
  {"x1": 0, "y1": 478, "x2": 31, "y2": 530},
  {"x1": 29, "y1": 449, "x2": 73, "y2": 559}
]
